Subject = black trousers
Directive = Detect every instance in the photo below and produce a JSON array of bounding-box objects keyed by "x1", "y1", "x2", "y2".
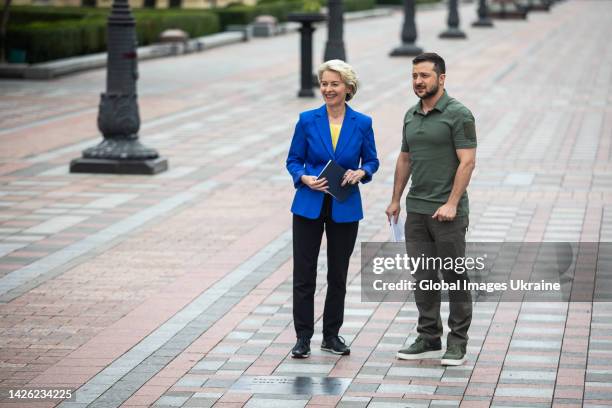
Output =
[
  {"x1": 405, "y1": 212, "x2": 472, "y2": 346},
  {"x1": 292, "y1": 195, "x2": 359, "y2": 340}
]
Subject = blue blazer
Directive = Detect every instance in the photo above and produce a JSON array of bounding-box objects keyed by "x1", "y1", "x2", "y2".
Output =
[{"x1": 286, "y1": 104, "x2": 379, "y2": 223}]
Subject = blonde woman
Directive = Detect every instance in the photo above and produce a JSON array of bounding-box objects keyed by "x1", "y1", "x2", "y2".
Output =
[{"x1": 286, "y1": 60, "x2": 379, "y2": 358}]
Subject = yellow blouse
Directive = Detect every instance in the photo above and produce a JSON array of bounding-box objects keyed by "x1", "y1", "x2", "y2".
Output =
[{"x1": 330, "y1": 123, "x2": 342, "y2": 151}]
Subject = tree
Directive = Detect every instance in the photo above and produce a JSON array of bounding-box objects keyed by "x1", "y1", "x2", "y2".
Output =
[{"x1": 0, "y1": 0, "x2": 11, "y2": 63}]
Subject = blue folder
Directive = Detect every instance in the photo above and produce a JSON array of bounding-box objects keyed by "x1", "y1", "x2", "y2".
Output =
[{"x1": 317, "y1": 160, "x2": 357, "y2": 203}]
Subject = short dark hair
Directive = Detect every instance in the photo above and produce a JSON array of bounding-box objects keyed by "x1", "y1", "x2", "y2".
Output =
[{"x1": 412, "y1": 53, "x2": 446, "y2": 76}]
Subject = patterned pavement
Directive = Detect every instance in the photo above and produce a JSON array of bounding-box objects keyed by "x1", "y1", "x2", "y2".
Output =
[{"x1": 1, "y1": 0, "x2": 612, "y2": 407}]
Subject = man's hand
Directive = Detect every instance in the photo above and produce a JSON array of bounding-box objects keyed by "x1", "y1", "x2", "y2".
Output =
[
  {"x1": 385, "y1": 201, "x2": 401, "y2": 224},
  {"x1": 432, "y1": 203, "x2": 457, "y2": 222},
  {"x1": 301, "y1": 175, "x2": 329, "y2": 192}
]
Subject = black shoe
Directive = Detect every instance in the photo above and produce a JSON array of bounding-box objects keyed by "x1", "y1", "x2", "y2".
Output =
[
  {"x1": 291, "y1": 337, "x2": 311, "y2": 358},
  {"x1": 321, "y1": 336, "x2": 350, "y2": 355}
]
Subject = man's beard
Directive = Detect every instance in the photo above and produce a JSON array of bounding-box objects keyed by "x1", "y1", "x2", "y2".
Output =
[{"x1": 415, "y1": 83, "x2": 439, "y2": 100}]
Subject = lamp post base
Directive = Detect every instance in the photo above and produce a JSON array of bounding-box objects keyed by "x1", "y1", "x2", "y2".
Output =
[
  {"x1": 472, "y1": 18, "x2": 494, "y2": 27},
  {"x1": 389, "y1": 43, "x2": 423, "y2": 57},
  {"x1": 70, "y1": 157, "x2": 168, "y2": 175},
  {"x1": 439, "y1": 28, "x2": 467, "y2": 39}
]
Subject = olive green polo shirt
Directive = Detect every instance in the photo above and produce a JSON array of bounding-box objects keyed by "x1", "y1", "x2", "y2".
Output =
[{"x1": 401, "y1": 90, "x2": 477, "y2": 216}]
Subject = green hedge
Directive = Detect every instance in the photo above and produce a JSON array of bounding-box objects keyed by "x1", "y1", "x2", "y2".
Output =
[
  {"x1": 216, "y1": 0, "x2": 375, "y2": 29},
  {"x1": 342, "y1": 0, "x2": 376, "y2": 12},
  {"x1": 8, "y1": 19, "x2": 106, "y2": 63},
  {"x1": 6, "y1": 7, "x2": 220, "y2": 63},
  {"x1": 375, "y1": 0, "x2": 440, "y2": 5},
  {"x1": 214, "y1": 0, "x2": 303, "y2": 29},
  {"x1": 133, "y1": 11, "x2": 220, "y2": 45},
  {"x1": 5, "y1": 0, "x2": 378, "y2": 64}
]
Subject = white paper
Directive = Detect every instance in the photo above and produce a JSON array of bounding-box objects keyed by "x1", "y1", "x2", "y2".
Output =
[{"x1": 389, "y1": 217, "x2": 405, "y2": 242}]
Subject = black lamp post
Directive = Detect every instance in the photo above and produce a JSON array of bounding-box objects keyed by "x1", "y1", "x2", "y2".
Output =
[
  {"x1": 390, "y1": 0, "x2": 423, "y2": 57},
  {"x1": 324, "y1": 0, "x2": 346, "y2": 61},
  {"x1": 288, "y1": 12, "x2": 327, "y2": 97},
  {"x1": 439, "y1": 0, "x2": 467, "y2": 39},
  {"x1": 70, "y1": 0, "x2": 167, "y2": 175},
  {"x1": 472, "y1": 0, "x2": 494, "y2": 27}
]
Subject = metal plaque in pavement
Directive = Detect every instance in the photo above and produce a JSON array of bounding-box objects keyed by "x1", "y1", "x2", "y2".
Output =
[{"x1": 230, "y1": 376, "x2": 351, "y2": 395}]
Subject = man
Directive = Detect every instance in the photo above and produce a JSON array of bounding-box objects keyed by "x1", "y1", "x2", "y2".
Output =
[{"x1": 385, "y1": 53, "x2": 476, "y2": 366}]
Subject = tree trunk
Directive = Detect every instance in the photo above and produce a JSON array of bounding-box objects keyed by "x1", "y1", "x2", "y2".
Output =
[
  {"x1": 0, "y1": 0, "x2": 12, "y2": 63},
  {"x1": 0, "y1": 0, "x2": 11, "y2": 62}
]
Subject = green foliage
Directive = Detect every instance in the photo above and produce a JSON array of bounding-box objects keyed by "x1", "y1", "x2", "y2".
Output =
[
  {"x1": 4, "y1": 0, "x2": 381, "y2": 63},
  {"x1": 375, "y1": 0, "x2": 440, "y2": 5},
  {"x1": 7, "y1": 6, "x2": 105, "y2": 26},
  {"x1": 8, "y1": 19, "x2": 106, "y2": 63},
  {"x1": 301, "y1": 0, "x2": 321, "y2": 12},
  {"x1": 213, "y1": 0, "x2": 303, "y2": 29},
  {"x1": 6, "y1": 6, "x2": 220, "y2": 63},
  {"x1": 341, "y1": 0, "x2": 376, "y2": 12},
  {"x1": 133, "y1": 11, "x2": 220, "y2": 45},
  {"x1": 255, "y1": 0, "x2": 284, "y2": 4},
  {"x1": 214, "y1": 0, "x2": 376, "y2": 29}
]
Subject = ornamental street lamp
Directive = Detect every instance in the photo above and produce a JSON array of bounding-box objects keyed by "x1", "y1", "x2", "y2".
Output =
[
  {"x1": 70, "y1": 0, "x2": 167, "y2": 175},
  {"x1": 390, "y1": 0, "x2": 423, "y2": 57},
  {"x1": 324, "y1": 0, "x2": 346, "y2": 61},
  {"x1": 439, "y1": 0, "x2": 467, "y2": 39},
  {"x1": 288, "y1": 12, "x2": 327, "y2": 97},
  {"x1": 472, "y1": 0, "x2": 494, "y2": 27}
]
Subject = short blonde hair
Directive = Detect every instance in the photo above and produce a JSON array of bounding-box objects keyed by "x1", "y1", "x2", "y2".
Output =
[{"x1": 317, "y1": 59, "x2": 359, "y2": 101}]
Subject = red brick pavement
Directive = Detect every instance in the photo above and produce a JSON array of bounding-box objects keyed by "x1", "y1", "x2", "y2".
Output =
[{"x1": 0, "y1": 1, "x2": 611, "y2": 407}]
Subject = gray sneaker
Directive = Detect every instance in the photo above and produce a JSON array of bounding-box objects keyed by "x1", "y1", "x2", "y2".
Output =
[
  {"x1": 397, "y1": 337, "x2": 442, "y2": 360},
  {"x1": 441, "y1": 343, "x2": 466, "y2": 366}
]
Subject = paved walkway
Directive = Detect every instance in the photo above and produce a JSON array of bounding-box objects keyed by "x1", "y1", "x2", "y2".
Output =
[{"x1": 1, "y1": 1, "x2": 612, "y2": 407}]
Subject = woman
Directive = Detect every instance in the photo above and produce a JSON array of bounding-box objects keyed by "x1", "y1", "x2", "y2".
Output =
[{"x1": 286, "y1": 60, "x2": 379, "y2": 358}]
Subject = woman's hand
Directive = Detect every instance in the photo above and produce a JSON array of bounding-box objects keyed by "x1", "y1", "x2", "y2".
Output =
[
  {"x1": 301, "y1": 175, "x2": 329, "y2": 192},
  {"x1": 342, "y1": 169, "x2": 366, "y2": 186}
]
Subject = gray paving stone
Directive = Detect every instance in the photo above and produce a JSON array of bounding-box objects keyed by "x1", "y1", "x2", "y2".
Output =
[
  {"x1": 275, "y1": 363, "x2": 334, "y2": 374},
  {"x1": 376, "y1": 384, "x2": 436, "y2": 394},
  {"x1": 183, "y1": 397, "x2": 215, "y2": 408},
  {"x1": 237, "y1": 345, "x2": 267, "y2": 355},
  {"x1": 347, "y1": 382, "x2": 379, "y2": 392},
  {"x1": 154, "y1": 395, "x2": 191, "y2": 407},
  {"x1": 387, "y1": 367, "x2": 444, "y2": 379},
  {"x1": 368, "y1": 399, "x2": 430, "y2": 408},
  {"x1": 494, "y1": 386, "x2": 553, "y2": 399},
  {"x1": 435, "y1": 386, "x2": 466, "y2": 396},
  {"x1": 175, "y1": 377, "x2": 207, "y2": 387},
  {"x1": 245, "y1": 398, "x2": 307, "y2": 408},
  {"x1": 584, "y1": 390, "x2": 612, "y2": 400},
  {"x1": 504, "y1": 354, "x2": 559, "y2": 364},
  {"x1": 223, "y1": 361, "x2": 253, "y2": 370},
  {"x1": 429, "y1": 401, "x2": 460, "y2": 407},
  {"x1": 359, "y1": 366, "x2": 390, "y2": 375},
  {"x1": 509, "y1": 339, "x2": 562, "y2": 349},
  {"x1": 226, "y1": 331, "x2": 255, "y2": 340},
  {"x1": 499, "y1": 370, "x2": 556, "y2": 383},
  {"x1": 586, "y1": 373, "x2": 612, "y2": 382},
  {"x1": 203, "y1": 378, "x2": 235, "y2": 388},
  {"x1": 491, "y1": 402, "x2": 550, "y2": 408}
]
